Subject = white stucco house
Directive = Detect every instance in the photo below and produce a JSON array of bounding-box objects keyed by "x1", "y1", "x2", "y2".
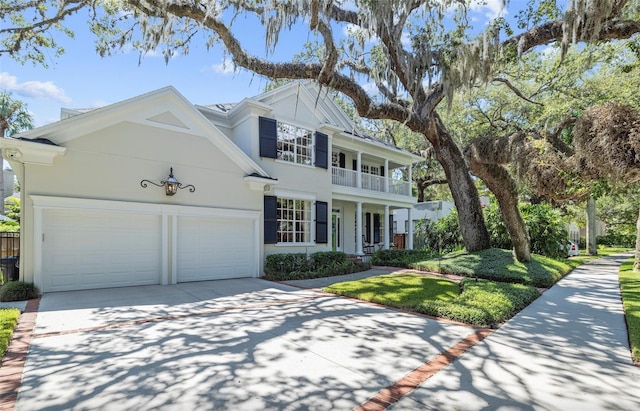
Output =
[{"x1": 0, "y1": 81, "x2": 421, "y2": 293}]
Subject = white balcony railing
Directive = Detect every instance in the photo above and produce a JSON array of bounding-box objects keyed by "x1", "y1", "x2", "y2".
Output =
[
  {"x1": 332, "y1": 167, "x2": 412, "y2": 196},
  {"x1": 389, "y1": 179, "x2": 411, "y2": 196},
  {"x1": 362, "y1": 173, "x2": 386, "y2": 192},
  {"x1": 332, "y1": 167, "x2": 357, "y2": 187}
]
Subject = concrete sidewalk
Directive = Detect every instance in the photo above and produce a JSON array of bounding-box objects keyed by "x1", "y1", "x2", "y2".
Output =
[{"x1": 390, "y1": 253, "x2": 640, "y2": 410}]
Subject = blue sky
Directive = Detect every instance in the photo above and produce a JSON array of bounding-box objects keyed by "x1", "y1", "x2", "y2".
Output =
[{"x1": 0, "y1": 1, "x2": 505, "y2": 128}]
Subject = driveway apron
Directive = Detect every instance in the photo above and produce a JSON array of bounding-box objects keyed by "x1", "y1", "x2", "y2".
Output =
[
  {"x1": 390, "y1": 253, "x2": 640, "y2": 411},
  {"x1": 13, "y1": 278, "x2": 475, "y2": 410}
]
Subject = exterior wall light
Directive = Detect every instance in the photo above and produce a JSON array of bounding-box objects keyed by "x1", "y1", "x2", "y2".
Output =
[{"x1": 141, "y1": 167, "x2": 195, "y2": 196}]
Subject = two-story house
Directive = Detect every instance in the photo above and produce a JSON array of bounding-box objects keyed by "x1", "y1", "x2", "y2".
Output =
[{"x1": 0, "y1": 81, "x2": 420, "y2": 293}]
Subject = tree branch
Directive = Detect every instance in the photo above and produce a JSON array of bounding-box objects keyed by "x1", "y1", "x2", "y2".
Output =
[
  {"x1": 503, "y1": 19, "x2": 640, "y2": 55},
  {"x1": 491, "y1": 77, "x2": 543, "y2": 106}
]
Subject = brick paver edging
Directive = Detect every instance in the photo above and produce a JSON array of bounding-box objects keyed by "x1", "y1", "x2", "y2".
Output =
[
  {"x1": 0, "y1": 298, "x2": 40, "y2": 411},
  {"x1": 354, "y1": 328, "x2": 494, "y2": 411}
]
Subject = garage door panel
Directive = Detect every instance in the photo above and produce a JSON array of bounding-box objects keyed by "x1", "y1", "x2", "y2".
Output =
[
  {"x1": 177, "y1": 216, "x2": 255, "y2": 282},
  {"x1": 42, "y1": 210, "x2": 163, "y2": 292}
]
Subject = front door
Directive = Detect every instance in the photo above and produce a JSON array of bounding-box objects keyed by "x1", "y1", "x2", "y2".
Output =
[{"x1": 332, "y1": 211, "x2": 342, "y2": 252}]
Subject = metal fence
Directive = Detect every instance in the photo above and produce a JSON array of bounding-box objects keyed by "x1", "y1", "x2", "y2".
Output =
[{"x1": 0, "y1": 232, "x2": 19, "y2": 282}]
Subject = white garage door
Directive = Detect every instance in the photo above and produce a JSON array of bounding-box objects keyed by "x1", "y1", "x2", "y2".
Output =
[
  {"x1": 42, "y1": 209, "x2": 163, "y2": 292},
  {"x1": 176, "y1": 216, "x2": 255, "y2": 282}
]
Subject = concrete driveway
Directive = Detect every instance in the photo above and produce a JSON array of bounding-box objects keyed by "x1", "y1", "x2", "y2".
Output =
[{"x1": 14, "y1": 278, "x2": 477, "y2": 411}]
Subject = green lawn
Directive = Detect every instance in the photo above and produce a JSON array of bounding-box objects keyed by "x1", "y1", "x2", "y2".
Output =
[
  {"x1": 619, "y1": 260, "x2": 640, "y2": 361},
  {"x1": 0, "y1": 308, "x2": 20, "y2": 361},
  {"x1": 325, "y1": 274, "x2": 459, "y2": 309},
  {"x1": 324, "y1": 273, "x2": 540, "y2": 328},
  {"x1": 411, "y1": 248, "x2": 575, "y2": 288}
]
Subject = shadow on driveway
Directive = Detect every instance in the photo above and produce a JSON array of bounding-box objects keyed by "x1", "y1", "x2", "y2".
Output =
[{"x1": 17, "y1": 279, "x2": 475, "y2": 411}]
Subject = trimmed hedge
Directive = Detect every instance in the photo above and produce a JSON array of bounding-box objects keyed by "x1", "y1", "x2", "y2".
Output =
[
  {"x1": 1, "y1": 308, "x2": 20, "y2": 358},
  {"x1": 370, "y1": 249, "x2": 438, "y2": 267},
  {"x1": 264, "y1": 251, "x2": 371, "y2": 281},
  {"x1": 0, "y1": 281, "x2": 40, "y2": 302},
  {"x1": 598, "y1": 233, "x2": 636, "y2": 248}
]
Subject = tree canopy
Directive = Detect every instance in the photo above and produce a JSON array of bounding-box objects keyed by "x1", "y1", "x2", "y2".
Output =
[{"x1": 3, "y1": 0, "x2": 640, "y2": 257}]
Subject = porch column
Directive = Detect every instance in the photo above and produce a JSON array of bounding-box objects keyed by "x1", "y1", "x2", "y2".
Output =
[
  {"x1": 356, "y1": 202, "x2": 364, "y2": 255},
  {"x1": 384, "y1": 205, "x2": 390, "y2": 250},
  {"x1": 384, "y1": 159, "x2": 389, "y2": 192},
  {"x1": 407, "y1": 207, "x2": 414, "y2": 250},
  {"x1": 356, "y1": 151, "x2": 362, "y2": 189}
]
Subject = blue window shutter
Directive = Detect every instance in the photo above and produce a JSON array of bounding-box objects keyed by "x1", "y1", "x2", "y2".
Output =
[
  {"x1": 364, "y1": 212, "x2": 371, "y2": 243},
  {"x1": 374, "y1": 213, "x2": 381, "y2": 243},
  {"x1": 264, "y1": 196, "x2": 277, "y2": 244},
  {"x1": 316, "y1": 201, "x2": 328, "y2": 244},
  {"x1": 259, "y1": 117, "x2": 277, "y2": 159},
  {"x1": 314, "y1": 132, "x2": 328, "y2": 169}
]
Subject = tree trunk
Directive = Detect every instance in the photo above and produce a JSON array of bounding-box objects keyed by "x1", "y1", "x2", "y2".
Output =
[
  {"x1": 634, "y1": 206, "x2": 640, "y2": 272},
  {"x1": 428, "y1": 114, "x2": 491, "y2": 252},
  {"x1": 416, "y1": 180, "x2": 426, "y2": 203},
  {"x1": 467, "y1": 159, "x2": 531, "y2": 262},
  {"x1": 586, "y1": 196, "x2": 597, "y2": 255}
]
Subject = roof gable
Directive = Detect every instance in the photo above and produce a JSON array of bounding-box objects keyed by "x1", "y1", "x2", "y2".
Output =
[
  {"x1": 14, "y1": 87, "x2": 271, "y2": 178},
  {"x1": 250, "y1": 81, "x2": 355, "y2": 131}
]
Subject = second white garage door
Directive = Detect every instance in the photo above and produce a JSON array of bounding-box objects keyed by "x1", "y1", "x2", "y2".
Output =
[{"x1": 176, "y1": 216, "x2": 256, "y2": 282}]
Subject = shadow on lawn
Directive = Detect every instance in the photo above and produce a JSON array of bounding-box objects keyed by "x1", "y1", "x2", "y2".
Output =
[{"x1": 398, "y1": 253, "x2": 640, "y2": 411}]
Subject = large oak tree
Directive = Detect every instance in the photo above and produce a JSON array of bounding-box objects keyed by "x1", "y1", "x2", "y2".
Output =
[{"x1": 3, "y1": 0, "x2": 640, "y2": 254}]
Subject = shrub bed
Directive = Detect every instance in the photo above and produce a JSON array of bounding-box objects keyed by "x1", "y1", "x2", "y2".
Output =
[
  {"x1": 417, "y1": 278, "x2": 541, "y2": 327},
  {"x1": 411, "y1": 248, "x2": 573, "y2": 288},
  {"x1": 323, "y1": 273, "x2": 541, "y2": 328},
  {"x1": 0, "y1": 281, "x2": 40, "y2": 302},
  {"x1": 264, "y1": 251, "x2": 371, "y2": 281},
  {"x1": 619, "y1": 260, "x2": 640, "y2": 361},
  {"x1": 370, "y1": 249, "x2": 438, "y2": 267},
  {"x1": 1, "y1": 308, "x2": 20, "y2": 358}
]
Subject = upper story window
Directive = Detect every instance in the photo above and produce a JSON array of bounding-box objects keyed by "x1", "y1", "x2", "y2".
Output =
[
  {"x1": 332, "y1": 151, "x2": 340, "y2": 167},
  {"x1": 259, "y1": 116, "x2": 328, "y2": 169},
  {"x1": 277, "y1": 122, "x2": 313, "y2": 165}
]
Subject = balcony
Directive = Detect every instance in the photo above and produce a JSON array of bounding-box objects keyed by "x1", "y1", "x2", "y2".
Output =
[{"x1": 332, "y1": 167, "x2": 412, "y2": 196}]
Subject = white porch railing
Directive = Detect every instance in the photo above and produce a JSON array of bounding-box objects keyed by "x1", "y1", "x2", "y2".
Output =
[{"x1": 332, "y1": 167, "x2": 412, "y2": 196}]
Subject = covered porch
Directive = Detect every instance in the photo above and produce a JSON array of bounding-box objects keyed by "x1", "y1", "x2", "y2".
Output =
[{"x1": 331, "y1": 199, "x2": 415, "y2": 260}]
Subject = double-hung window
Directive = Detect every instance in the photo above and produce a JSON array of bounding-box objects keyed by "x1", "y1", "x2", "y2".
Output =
[
  {"x1": 265, "y1": 195, "x2": 328, "y2": 245},
  {"x1": 277, "y1": 122, "x2": 313, "y2": 165},
  {"x1": 277, "y1": 198, "x2": 312, "y2": 243},
  {"x1": 259, "y1": 117, "x2": 328, "y2": 169}
]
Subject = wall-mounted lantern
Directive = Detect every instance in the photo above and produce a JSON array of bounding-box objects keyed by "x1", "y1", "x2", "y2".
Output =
[{"x1": 141, "y1": 167, "x2": 195, "y2": 196}]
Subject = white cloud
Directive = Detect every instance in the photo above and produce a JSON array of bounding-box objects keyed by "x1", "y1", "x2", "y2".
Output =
[
  {"x1": 469, "y1": 0, "x2": 506, "y2": 20},
  {"x1": 210, "y1": 57, "x2": 236, "y2": 75},
  {"x1": 361, "y1": 82, "x2": 379, "y2": 95},
  {"x1": 0, "y1": 72, "x2": 72, "y2": 104},
  {"x1": 401, "y1": 31, "x2": 412, "y2": 48}
]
